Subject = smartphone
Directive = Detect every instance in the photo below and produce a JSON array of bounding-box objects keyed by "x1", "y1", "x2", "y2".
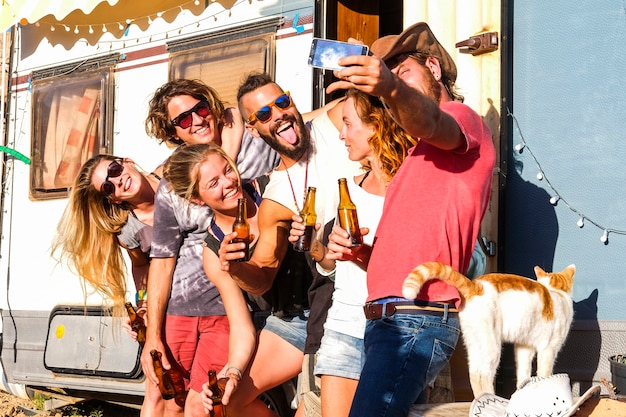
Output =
[{"x1": 308, "y1": 38, "x2": 369, "y2": 71}]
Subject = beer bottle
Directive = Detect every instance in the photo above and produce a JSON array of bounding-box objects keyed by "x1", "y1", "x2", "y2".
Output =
[
  {"x1": 124, "y1": 302, "x2": 146, "y2": 347},
  {"x1": 231, "y1": 197, "x2": 251, "y2": 262},
  {"x1": 150, "y1": 350, "x2": 187, "y2": 407},
  {"x1": 208, "y1": 369, "x2": 227, "y2": 417},
  {"x1": 293, "y1": 187, "x2": 317, "y2": 252},
  {"x1": 337, "y1": 178, "x2": 363, "y2": 247}
]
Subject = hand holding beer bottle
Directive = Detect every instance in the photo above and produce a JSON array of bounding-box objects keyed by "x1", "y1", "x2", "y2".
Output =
[
  {"x1": 124, "y1": 302, "x2": 146, "y2": 347},
  {"x1": 337, "y1": 178, "x2": 363, "y2": 247},
  {"x1": 150, "y1": 349, "x2": 187, "y2": 407},
  {"x1": 230, "y1": 197, "x2": 251, "y2": 262},
  {"x1": 207, "y1": 369, "x2": 228, "y2": 417},
  {"x1": 293, "y1": 187, "x2": 317, "y2": 252}
]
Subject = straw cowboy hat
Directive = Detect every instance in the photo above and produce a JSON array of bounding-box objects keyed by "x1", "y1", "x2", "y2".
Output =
[
  {"x1": 370, "y1": 22, "x2": 457, "y2": 83},
  {"x1": 469, "y1": 374, "x2": 601, "y2": 417}
]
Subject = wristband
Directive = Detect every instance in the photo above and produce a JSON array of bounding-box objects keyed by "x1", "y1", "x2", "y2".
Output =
[
  {"x1": 135, "y1": 289, "x2": 147, "y2": 304},
  {"x1": 225, "y1": 365, "x2": 242, "y2": 380}
]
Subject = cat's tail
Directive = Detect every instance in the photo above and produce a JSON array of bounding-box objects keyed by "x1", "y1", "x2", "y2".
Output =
[{"x1": 402, "y1": 261, "x2": 478, "y2": 301}]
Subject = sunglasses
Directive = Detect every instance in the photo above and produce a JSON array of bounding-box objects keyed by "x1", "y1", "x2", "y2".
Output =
[
  {"x1": 247, "y1": 92, "x2": 293, "y2": 124},
  {"x1": 171, "y1": 100, "x2": 212, "y2": 129},
  {"x1": 100, "y1": 158, "x2": 124, "y2": 196}
]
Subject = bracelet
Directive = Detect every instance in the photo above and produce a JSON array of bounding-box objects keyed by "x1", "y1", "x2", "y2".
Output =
[{"x1": 225, "y1": 365, "x2": 242, "y2": 380}]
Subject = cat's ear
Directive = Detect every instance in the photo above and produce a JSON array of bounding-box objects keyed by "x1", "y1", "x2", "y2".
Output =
[
  {"x1": 533, "y1": 265, "x2": 546, "y2": 278},
  {"x1": 564, "y1": 264, "x2": 576, "y2": 276}
]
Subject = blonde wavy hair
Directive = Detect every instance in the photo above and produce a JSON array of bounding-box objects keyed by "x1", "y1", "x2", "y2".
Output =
[
  {"x1": 345, "y1": 88, "x2": 418, "y2": 181},
  {"x1": 163, "y1": 143, "x2": 241, "y2": 202},
  {"x1": 51, "y1": 155, "x2": 132, "y2": 316}
]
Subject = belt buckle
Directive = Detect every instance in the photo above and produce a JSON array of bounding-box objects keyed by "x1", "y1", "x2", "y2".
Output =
[{"x1": 382, "y1": 302, "x2": 396, "y2": 318}]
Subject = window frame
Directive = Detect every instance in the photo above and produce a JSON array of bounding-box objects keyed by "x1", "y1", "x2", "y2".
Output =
[
  {"x1": 167, "y1": 17, "x2": 281, "y2": 106},
  {"x1": 29, "y1": 55, "x2": 118, "y2": 200}
]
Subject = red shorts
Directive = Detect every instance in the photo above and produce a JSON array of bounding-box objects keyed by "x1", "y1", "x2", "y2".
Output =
[{"x1": 164, "y1": 315, "x2": 229, "y2": 393}]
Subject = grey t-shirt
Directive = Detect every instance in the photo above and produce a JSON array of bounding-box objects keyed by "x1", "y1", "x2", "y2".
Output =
[{"x1": 117, "y1": 213, "x2": 152, "y2": 255}]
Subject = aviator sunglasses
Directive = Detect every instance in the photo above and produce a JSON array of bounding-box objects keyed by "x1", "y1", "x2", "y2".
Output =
[
  {"x1": 171, "y1": 100, "x2": 212, "y2": 129},
  {"x1": 247, "y1": 92, "x2": 293, "y2": 124},
  {"x1": 100, "y1": 158, "x2": 124, "y2": 196}
]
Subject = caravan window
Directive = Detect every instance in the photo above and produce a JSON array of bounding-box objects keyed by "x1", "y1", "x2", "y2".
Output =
[
  {"x1": 30, "y1": 61, "x2": 116, "y2": 200},
  {"x1": 168, "y1": 19, "x2": 279, "y2": 107}
]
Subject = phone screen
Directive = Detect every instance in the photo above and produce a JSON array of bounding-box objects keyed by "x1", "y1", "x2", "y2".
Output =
[{"x1": 308, "y1": 38, "x2": 369, "y2": 71}]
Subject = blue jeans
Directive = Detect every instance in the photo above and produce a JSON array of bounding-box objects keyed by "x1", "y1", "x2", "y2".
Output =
[{"x1": 348, "y1": 312, "x2": 460, "y2": 417}]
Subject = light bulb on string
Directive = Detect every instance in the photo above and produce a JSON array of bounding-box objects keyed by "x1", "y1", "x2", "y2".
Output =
[
  {"x1": 194, "y1": 0, "x2": 200, "y2": 4},
  {"x1": 577, "y1": 217, "x2": 584, "y2": 228},
  {"x1": 63, "y1": 24, "x2": 70, "y2": 32},
  {"x1": 118, "y1": 22, "x2": 124, "y2": 30},
  {"x1": 50, "y1": 25, "x2": 55, "y2": 31},
  {"x1": 157, "y1": 11, "x2": 163, "y2": 18},
  {"x1": 536, "y1": 172, "x2": 544, "y2": 181},
  {"x1": 148, "y1": 16, "x2": 153, "y2": 24},
  {"x1": 514, "y1": 143, "x2": 525, "y2": 153},
  {"x1": 74, "y1": 25, "x2": 79, "y2": 34},
  {"x1": 601, "y1": 229, "x2": 609, "y2": 245},
  {"x1": 102, "y1": 24, "x2": 107, "y2": 32},
  {"x1": 549, "y1": 196, "x2": 559, "y2": 206},
  {"x1": 88, "y1": 25, "x2": 94, "y2": 34}
]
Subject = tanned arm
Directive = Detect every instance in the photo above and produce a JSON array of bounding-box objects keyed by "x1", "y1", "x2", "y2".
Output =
[{"x1": 218, "y1": 199, "x2": 292, "y2": 295}]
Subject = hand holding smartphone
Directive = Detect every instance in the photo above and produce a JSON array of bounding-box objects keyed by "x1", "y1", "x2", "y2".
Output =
[{"x1": 308, "y1": 38, "x2": 369, "y2": 71}]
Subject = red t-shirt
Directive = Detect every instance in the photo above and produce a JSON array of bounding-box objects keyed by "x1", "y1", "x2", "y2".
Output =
[{"x1": 366, "y1": 101, "x2": 495, "y2": 307}]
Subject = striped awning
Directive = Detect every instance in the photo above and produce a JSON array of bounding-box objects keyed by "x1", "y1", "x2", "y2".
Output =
[{"x1": 1, "y1": 0, "x2": 119, "y2": 32}]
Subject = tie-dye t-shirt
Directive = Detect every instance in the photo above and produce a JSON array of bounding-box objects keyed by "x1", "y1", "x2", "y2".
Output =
[{"x1": 150, "y1": 131, "x2": 280, "y2": 317}]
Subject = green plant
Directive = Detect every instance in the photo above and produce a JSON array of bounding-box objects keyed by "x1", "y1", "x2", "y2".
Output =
[
  {"x1": 89, "y1": 406, "x2": 104, "y2": 417},
  {"x1": 33, "y1": 393, "x2": 51, "y2": 411}
]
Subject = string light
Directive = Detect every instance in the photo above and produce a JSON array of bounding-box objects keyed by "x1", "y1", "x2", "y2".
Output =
[
  {"x1": 601, "y1": 230, "x2": 609, "y2": 245},
  {"x1": 509, "y1": 108, "x2": 626, "y2": 245},
  {"x1": 88, "y1": 25, "x2": 94, "y2": 34}
]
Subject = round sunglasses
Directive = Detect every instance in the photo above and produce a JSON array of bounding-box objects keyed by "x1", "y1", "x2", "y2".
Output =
[
  {"x1": 100, "y1": 158, "x2": 124, "y2": 196},
  {"x1": 246, "y1": 92, "x2": 292, "y2": 124},
  {"x1": 171, "y1": 100, "x2": 212, "y2": 129}
]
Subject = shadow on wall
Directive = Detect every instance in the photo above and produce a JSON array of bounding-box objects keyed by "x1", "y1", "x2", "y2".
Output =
[
  {"x1": 554, "y1": 289, "x2": 601, "y2": 394},
  {"x1": 504, "y1": 154, "x2": 558, "y2": 275}
]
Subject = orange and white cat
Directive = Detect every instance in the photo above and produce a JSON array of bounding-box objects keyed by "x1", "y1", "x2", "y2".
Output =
[{"x1": 402, "y1": 262, "x2": 575, "y2": 398}]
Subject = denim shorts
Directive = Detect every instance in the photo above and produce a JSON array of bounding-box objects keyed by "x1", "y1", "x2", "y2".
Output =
[
  {"x1": 315, "y1": 328, "x2": 365, "y2": 380},
  {"x1": 262, "y1": 310, "x2": 308, "y2": 352}
]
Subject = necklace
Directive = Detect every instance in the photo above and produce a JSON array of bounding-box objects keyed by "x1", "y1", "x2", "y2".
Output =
[{"x1": 284, "y1": 157, "x2": 309, "y2": 213}]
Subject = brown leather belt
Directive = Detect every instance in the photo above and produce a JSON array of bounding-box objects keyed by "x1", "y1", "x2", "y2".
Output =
[{"x1": 363, "y1": 301, "x2": 458, "y2": 320}]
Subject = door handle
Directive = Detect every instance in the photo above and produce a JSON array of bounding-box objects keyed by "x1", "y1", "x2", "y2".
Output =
[{"x1": 455, "y1": 32, "x2": 499, "y2": 56}]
